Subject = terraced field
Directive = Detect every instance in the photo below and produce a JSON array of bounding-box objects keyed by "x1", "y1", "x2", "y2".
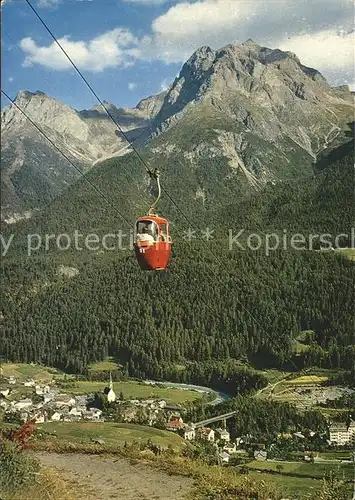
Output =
[{"x1": 285, "y1": 375, "x2": 328, "y2": 385}]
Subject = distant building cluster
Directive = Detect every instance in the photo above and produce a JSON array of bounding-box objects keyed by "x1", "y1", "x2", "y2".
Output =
[
  {"x1": 164, "y1": 412, "x2": 355, "y2": 465},
  {"x1": 0, "y1": 377, "x2": 103, "y2": 423},
  {"x1": 1, "y1": 372, "x2": 354, "y2": 464},
  {"x1": 0, "y1": 374, "x2": 175, "y2": 427},
  {"x1": 329, "y1": 421, "x2": 355, "y2": 446},
  {"x1": 165, "y1": 415, "x2": 240, "y2": 463}
]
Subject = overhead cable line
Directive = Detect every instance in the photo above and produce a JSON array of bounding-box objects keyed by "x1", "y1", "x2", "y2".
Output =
[
  {"x1": 1, "y1": 90, "x2": 133, "y2": 229},
  {"x1": 24, "y1": 0, "x2": 215, "y2": 228},
  {"x1": 24, "y1": 0, "x2": 351, "y2": 417},
  {"x1": 25, "y1": 0, "x2": 155, "y2": 178}
]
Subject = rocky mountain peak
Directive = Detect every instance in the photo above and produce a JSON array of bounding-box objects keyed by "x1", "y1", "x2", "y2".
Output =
[
  {"x1": 184, "y1": 46, "x2": 216, "y2": 73},
  {"x1": 135, "y1": 91, "x2": 167, "y2": 119},
  {"x1": 154, "y1": 46, "x2": 217, "y2": 125},
  {"x1": 213, "y1": 42, "x2": 301, "y2": 73},
  {"x1": 2, "y1": 39, "x2": 354, "y2": 222},
  {"x1": 242, "y1": 38, "x2": 259, "y2": 46},
  {"x1": 1, "y1": 90, "x2": 157, "y2": 221},
  {"x1": 154, "y1": 38, "x2": 350, "y2": 134},
  {"x1": 151, "y1": 39, "x2": 353, "y2": 190},
  {"x1": 15, "y1": 89, "x2": 46, "y2": 102},
  {"x1": 178, "y1": 45, "x2": 216, "y2": 86},
  {"x1": 3, "y1": 90, "x2": 53, "y2": 127}
]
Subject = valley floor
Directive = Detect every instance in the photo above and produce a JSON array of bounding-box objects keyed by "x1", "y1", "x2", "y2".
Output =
[{"x1": 35, "y1": 452, "x2": 194, "y2": 500}]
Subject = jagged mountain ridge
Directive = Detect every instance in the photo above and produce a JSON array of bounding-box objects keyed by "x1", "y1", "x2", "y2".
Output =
[
  {"x1": 1, "y1": 90, "x2": 166, "y2": 222},
  {"x1": 1, "y1": 39, "x2": 354, "y2": 222},
  {"x1": 151, "y1": 39, "x2": 353, "y2": 187}
]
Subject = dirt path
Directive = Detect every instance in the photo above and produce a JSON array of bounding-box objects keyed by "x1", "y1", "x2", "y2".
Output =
[{"x1": 36, "y1": 452, "x2": 194, "y2": 500}]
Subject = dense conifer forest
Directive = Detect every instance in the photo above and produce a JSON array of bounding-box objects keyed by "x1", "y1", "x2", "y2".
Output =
[{"x1": 1, "y1": 140, "x2": 354, "y2": 389}]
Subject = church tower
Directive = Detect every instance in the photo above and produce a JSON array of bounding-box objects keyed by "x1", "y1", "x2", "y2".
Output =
[{"x1": 104, "y1": 371, "x2": 116, "y2": 403}]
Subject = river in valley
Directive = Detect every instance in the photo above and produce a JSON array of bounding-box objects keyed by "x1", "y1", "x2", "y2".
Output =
[{"x1": 144, "y1": 380, "x2": 230, "y2": 406}]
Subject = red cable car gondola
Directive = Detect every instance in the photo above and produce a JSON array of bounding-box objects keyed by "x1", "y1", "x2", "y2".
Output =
[{"x1": 134, "y1": 169, "x2": 171, "y2": 271}]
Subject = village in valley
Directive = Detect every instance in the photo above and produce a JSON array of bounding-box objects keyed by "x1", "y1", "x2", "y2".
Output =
[{"x1": 1, "y1": 368, "x2": 354, "y2": 469}]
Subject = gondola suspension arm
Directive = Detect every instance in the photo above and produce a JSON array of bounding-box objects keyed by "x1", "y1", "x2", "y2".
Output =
[{"x1": 148, "y1": 168, "x2": 161, "y2": 216}]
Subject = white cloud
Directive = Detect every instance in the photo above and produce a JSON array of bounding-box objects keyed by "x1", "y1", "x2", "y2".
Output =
[
  {"x1": 37, "y1": 0, "x2": 61, "y2": 7},
  {"x1": 19, "y1": 29, "x2": 139, "y2": 72},
  {"x1": 160, "y1": 78, "x2": 170, "y2": 91},
  {"x1": 18, "y1": 0, "x2": 354, "y2": 87},
  {"x1": 278, "y1": 29, "x2": 354, "y2": 87},
  {"x1": 128, "y1": 82, "x2": 137, "y2": 90},
  {"x1": 139, "y1": 0, "x2": 354, "y2": 86},
  {"x1": 8, "y1": 76, "x2": 14, "y2": 82},
  {"x1": 140, "y1": 0, "x2": 255, "y2": 63},
  {"x1": 279, "y1": 30, "x2": 354, "y2": 72},
  {"x1": 123, "y1": 0, "x2": 169, "y2": 4},
  {"x1": 139, "y1": 0, "x2": 353, "y2": 63}
]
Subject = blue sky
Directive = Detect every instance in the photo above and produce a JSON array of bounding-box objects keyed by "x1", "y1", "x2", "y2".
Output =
[
  {"x1": 2, "y1": 0, "x2": 354, "y2": 110},
  {"x1": 2, "y1": 0, "x2": 182, "y2": 109}
]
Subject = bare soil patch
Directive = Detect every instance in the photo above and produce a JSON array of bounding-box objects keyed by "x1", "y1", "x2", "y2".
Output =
[{"x1": 36, "y1": 452, "x2": 194, "y2": 500}]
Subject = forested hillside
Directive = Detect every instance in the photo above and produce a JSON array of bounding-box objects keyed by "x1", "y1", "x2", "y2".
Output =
[
  {"x1": 225, "y1": 132, "x2": 354, "y2": 236},
  {"x1": 1, "y1": 143, "x2": 354, "y2": 382},
  {"x1": 4, "y1": 122, "x2": 354, "y2": 249},
  {"x1": 1, "y1": 90, "x2": 163, "y2": 220},
  {"x1": 2, "y1": 245, "x2": 354, "y2": 377}
]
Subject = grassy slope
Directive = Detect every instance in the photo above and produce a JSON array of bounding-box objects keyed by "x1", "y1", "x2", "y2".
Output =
[
  {"x1": 28, "y1": 436, "x2": 353, "y2": 500},
  {"x1": 0, "y1": 363, "x2": 60, "y2": 381},
  {"x1": 62, "y1": 380, "x2": 204, "y2": 403},
  {"x1": 88, "y1": 358, "x2": 119, "y2": 372},
  {"x1": 335, "y1": 248, "x2": 355, "y2": 261},
  {"x1": 248, "y1": 469, "x2": 352, "y2": 498},
  {"x1": 0, "y1": 362, "x2": 203, "y2": 403},
  {"x1": 246, "y1": 460, "x2": 354, "y2": 498},
  {"x1": 0, "y1": 467, "x2": 80, "y2": 500},
  {"x1": 38, "y1": 421, "x2": 185, "y2": 450},
  {"x1": 246, "y1": 460, "x2": 354, "y2": 479},
  {"x1": 248, "y1": 471, "x2": 318, "y2": 498},
  {"x1": 285, "y1": 375, "x2": 329, "y2": 385}
]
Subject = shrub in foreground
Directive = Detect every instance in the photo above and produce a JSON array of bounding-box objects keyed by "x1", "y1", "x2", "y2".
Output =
[{"x1": 0, "y1": 439, "x2": 39, "y2": 493}]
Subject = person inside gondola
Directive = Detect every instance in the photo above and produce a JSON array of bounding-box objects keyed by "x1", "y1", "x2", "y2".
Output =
[{"x1": 136, "y1": 223, "x2": 155, "y2": 243}]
